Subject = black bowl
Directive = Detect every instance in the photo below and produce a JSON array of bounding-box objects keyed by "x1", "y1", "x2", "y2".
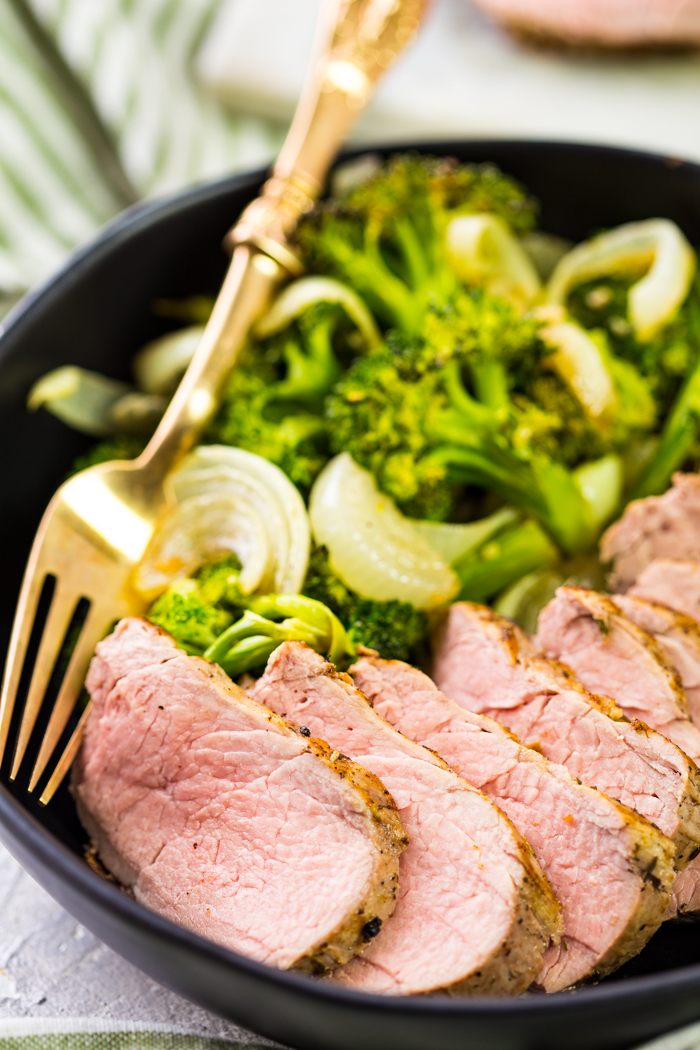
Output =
[{"x1": 2, "y1": 141, "x2": 700, "y2": 1050}]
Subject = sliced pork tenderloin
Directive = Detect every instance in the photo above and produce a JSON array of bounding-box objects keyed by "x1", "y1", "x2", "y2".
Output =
[
  {"x1": 537, "y1": 587, "x2": 700, "y2": 761},
  {"x1": 615, "y1": 595, "x2": 700, "y2": 726},
  {"x1": 432, "y1": 603, "x2": 700, "y2": 873},
  {"x1": 253, "y1": 641, "x2": 561, "y2": 997},
  {"x1": 601, "y1": 473, "x2": 700, "y2": 592},
  {"x1": 629, "y1": 559, "x2": 700, "y2": 624},
  {"x1": 352, "y1": 656, "x2": 674, "y2": 991},
  {"x1": 74, "y1": 618, "x2": 407, "y2": 974}
]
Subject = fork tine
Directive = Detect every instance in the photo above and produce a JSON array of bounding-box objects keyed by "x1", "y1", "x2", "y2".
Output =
[
  {"x1": 0, "y1": 561, "x2": 51, "y2": 765},
  {"x1": 28, "y1": 605, "x2": 109, "y2": 792},
  {"x1": 39, "y1": 701, "x2": 92, "y2": 807},
  {"x1": 10, "y1": 582, "x2": 82, "y2": 780}
]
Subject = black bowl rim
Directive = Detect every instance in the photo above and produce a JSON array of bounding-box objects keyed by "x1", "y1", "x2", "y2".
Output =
[{"x1": 3, "y1": 138, "x2": 700, "y2": 1020}]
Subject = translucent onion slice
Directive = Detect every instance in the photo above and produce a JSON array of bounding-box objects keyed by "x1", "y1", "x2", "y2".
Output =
[
  {"x1": 540, "y1": 321, "x2": 616, "y2": 421},
  {"x1": 133, "y1": 325, "x2": 204, "y2": 395},
  {"x1": 446, "y1": 213, "x2": 541, "y2": 306},
  {"x1": 255, "y1": 276, "x2": 382, "y2": 350},
  {"x1": 309, "y1": 452, "x2": 459, "y2": 609},
  {"x1": 547, "y1": 218, "x2": 696, "y2": 340},
  {"x1": 27, "y1": 366, "x2": 131, "y2": 436},
  {"x1": 134, "y1": 445, "x2": 310, "y2": 601},
  {"x1": 573, "y1": 453, "x2": 623, "y2": 530},
  {"x1": 410, "y1": 506, "x2": 520, "y2": 565},
  {"x1": 134, "y1": 493, "x2": 273, "y2": 600}
]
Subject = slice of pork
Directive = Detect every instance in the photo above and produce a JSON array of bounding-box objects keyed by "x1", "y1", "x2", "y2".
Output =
[
  {"x1": 433, "y1": 603, "x2": 700, "y2": 873},
  {"x1": 601, "y1": 473, "x2": 700, "y2": 592},
  {"x1": 253, "y1": 641, "x2": 561, "y2": 997},
  {"x1": 615, "y1": 595, "x2": 700, "y2": 726},
  {"x1": 537, "y1": 587, "x2": 700, "y2": 761},
  {"x1": 630, "y1": 559, "x2": 700, "y2": 624},
  {"x1": 74, "y1": 618, "x2": 407, "y2": 975},
  {"x1": 352, "y1": 656, "x2": 674, "y2": 992}
]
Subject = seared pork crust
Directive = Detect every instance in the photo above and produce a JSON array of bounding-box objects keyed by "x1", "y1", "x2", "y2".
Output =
[
  {"x1": 433, "y1": 603, "x2": 700, "y2": 869},
  {"x1": 353, "y1": 656, "x2": 674, "y2": 990},
  {"x1": 615, "y1": 595, "x2": 700, "y2": 727},
  {"x1": 254, "y1": 642, "x2": 561, "y2": 997},
  {"x1": 75, "y1": 618, "x2": 406, "y2": 976},
  {"x1": 537, "y1": 587, "x2": 700, "y2": 760}
]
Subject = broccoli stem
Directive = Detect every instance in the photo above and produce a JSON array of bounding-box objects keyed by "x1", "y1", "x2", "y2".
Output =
[
  {"x1": 453, "y1": 519, "x2": 559, "y2": 603},
  {"x1": 270, "y1": 317, "x2": 341, "y2": 410},
  {"x1": 630, "y1": 356, "x2": 700, "y2": 499},
  {"x1": 328, "y1": 233, "x2": 418, "y2": 331},
  {"x1": 470, "y1": 358, "x2": 511, "y2": 412}
]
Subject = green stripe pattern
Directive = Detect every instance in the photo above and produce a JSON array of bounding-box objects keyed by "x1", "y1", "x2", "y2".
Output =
[{"x1": 0, "y1": 0, "x2": 281, "y2": 300}]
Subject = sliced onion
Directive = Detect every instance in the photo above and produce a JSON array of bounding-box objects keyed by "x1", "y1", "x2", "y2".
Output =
[
  {"x1": 132, "y1": 325, "x2": 204, "y2": 395},
  {"x1": 27, "y1": 366, "x2": 131, "y2": 436},
  {"x1": 521, "y1": 232, "x2": 573, "y2": 281},
  {"x1": 309, "y1": 452, "x2": 459, "y2": 609},
  {"x1": 446, "y1": 213, "x2": 541, "y2": 307},
  {"x1": 574, "y1": 453, "x2": 623, "y2": 530},
  {"x1": 109, "y1": 391, "x2": 167, "y2": 435},
  {"x1": 540, "y1": 321, "x2": 616, "y2": 421},
  {"x1": 134, "y1": 445, "x2": 310, "y2": 601},
  {"x1": 254, "y1": 276, "x2": 382, "y2": 350},
  {"x1": 410, "y1": 506, "x2": 520, "y2": 565},
  {"x1": 547, "y1": 218, "x2": 696, "y2": 340}
]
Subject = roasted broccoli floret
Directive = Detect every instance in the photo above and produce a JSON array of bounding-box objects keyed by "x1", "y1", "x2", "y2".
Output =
[
  {"x1": 302, "y1": 546, "x2": 429, "y2": 663},
  {"x1": 148, "y1": 579, "x2": 234, "y2": 655},
  {"x1": 295, "y1": 155, "x2": 537, "y2": 333},
  {"x1": 193, "y1": 553, "x2": 243, "y2": 606},
  {"x1": 326, "y1": 295, "x2": 600, "y2": 552},
  {"x1": 207, "y1": 342, "x2": 328, "y2": 492},
  {"x1": 147, "y1": 552, "x2": 352, "y2": 676}
]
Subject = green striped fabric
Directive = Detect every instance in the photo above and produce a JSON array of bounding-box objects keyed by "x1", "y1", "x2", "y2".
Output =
[{"x1": 0, "y1": 0, "x2": 281, "y2": 303}]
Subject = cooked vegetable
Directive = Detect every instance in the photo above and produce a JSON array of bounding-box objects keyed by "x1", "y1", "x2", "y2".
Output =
[
  {"x1": 302, "y1": 545, "x2": 429, "y2": 663},
  {"x1": 204, "y1": 594, "x2": 351, "y2": 677},
  {"x1": 27, "y1": 366, "x2": 164, "y2": 437},
  {"x1": 255, "y1": 275, "x2": 381, "y2": 351},
  {"x1": 547, "y1": 218, "x2": 696, "y2": 341},
  {"x1": 540, "y1": 321, "x2": 617, "y2": 423},
  {"x1": 209, "y1": 284, "x2": 379, "y2": 488},
  {"x1": 326, "y1": 319, "x2": 597, "y2": 553},
  {"x1": 574, "y1": 454, "x2": 623, "y2": 529},
  {"x1": 309, "y1": 452, "x2": 459, "y2": 609},
  {"x1": 446, "y1": 213, "x2": 541, "y2": 307},
  {"x1": 133, "y1": 325, "x2": 204, "y2": 395},
  {"x1": 453, "y1": 517, "x2": 559, "y2": 603},
  {"x1": 294, "y1": 154, "x2": 537, "y2": 332},
  {"x1": 148, "y1": 577, "x2": 234, "y2": 655},
  {"x1": 207, "y1": 343, "x2": 328, "y2": 491},
  {"x1": 630, "y1": 350, "x2": 700, "y2": 499},
  {"x1": 145, "y1": 552, "x2": 350, "y2": 676},
  {"x1": 134, "y1": 445, "x2": 310, "y2": 601},
  {"x1": 409, "y1": 505, "x2": 520, "y2": 564}
]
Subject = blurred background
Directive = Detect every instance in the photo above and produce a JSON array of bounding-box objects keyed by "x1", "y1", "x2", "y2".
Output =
[{"x1": 1, "y1": 0, "x2": 699, "y2": 319}]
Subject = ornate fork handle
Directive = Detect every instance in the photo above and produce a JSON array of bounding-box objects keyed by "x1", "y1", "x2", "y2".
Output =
[{"x1": 228, "y1": 0, "x2": 431, "y2": 272}]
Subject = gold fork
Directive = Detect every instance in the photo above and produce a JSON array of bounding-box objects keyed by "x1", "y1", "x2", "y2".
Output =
[{"x1": 0, "y1": 0, "x2": 430, "y2": 806}]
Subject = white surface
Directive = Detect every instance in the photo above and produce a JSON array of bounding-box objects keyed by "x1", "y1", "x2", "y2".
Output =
[
  {"x1": 198, "y1": 0, "x2": 700, "y2": 161},
  {"x1": 0, "y1": 840, "x2": 279, "y2": 1043}
]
